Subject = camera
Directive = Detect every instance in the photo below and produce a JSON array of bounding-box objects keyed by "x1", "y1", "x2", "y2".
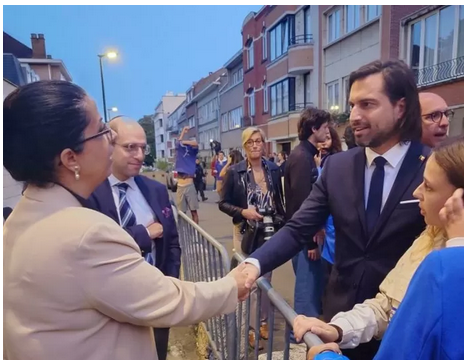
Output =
[{"x1": 257, "y1": 206, "x2": 275, "y2": 241}]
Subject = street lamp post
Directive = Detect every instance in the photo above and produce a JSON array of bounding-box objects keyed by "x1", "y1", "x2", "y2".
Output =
[
  {"x1": 98, "y1": 51, "x2": 118, "y2": 123},
  {"x1": 107, "y1": 107, "x2": 118, "y2": 121}
]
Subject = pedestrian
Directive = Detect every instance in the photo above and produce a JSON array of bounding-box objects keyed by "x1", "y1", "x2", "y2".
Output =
[{"x1": 194, "y1": 158, "x2": 208, "y2": 202}]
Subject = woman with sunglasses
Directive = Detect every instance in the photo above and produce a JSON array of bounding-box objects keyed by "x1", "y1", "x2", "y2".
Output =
[{"x1": 3, "y1": 81, "x2": 249, "y2": 360}]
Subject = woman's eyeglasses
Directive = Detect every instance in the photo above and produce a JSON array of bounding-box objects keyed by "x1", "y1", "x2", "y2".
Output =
[
  {"x1": 422, "y1": 109, "x2": 454, "y2": 123},
  {"x1": 245, "y1": 139, "x2": 263, "y2": 147},
  {"x1": 76, "y1": 122, "x2": 113, "y2": 146},
  {"x1": 116, "y1": 143, "x2": 151, "y2": 156}
]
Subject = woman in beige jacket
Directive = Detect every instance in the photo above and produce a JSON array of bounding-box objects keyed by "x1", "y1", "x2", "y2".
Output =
[
  {"x1": 292, "y1": 135, "x2": 464, "y2": 352},
  {"x1": 3, "y1": 81, "x2": 248, "y2": 360}
]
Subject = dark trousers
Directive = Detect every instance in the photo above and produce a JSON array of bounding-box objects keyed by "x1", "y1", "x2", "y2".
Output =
[
  {"x1": 154, "y1": 328, "x2": 170, "y2": 360},
  {"x1": 194, "y1": 181, "x2": 206, "y2": 200}
]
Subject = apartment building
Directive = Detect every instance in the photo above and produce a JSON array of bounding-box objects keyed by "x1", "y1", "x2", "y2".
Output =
[
  {"x1": 166, "y1": 100, "x2": 186, "y2": 162},
  {"x1": 242, "y1": 6, "x2": 320, "y2": 155},
  {"x1": 219, "y1": 50, "x2": 245, "y2": 151},
  {"x1": 153, "y1": 92, "x2": 186, "y2": 160}
]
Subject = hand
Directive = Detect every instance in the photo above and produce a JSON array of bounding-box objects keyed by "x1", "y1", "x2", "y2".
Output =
[
  {"x1": 314, "y1": 152, "x2": 322, "y2": 168},
  {"x1": 293, "y1": 315, "x2": 339, "y2": 343},
  {"x1": 147, "y1": 222, "x2": 163, "y2": 239},
  {"x1": 308, "y1": 248, "x2": 320, "y2": 261},
  {"x1": 241, "y1": 207, "x2": 263, "y2": 221},
  {"x1": 306, "y1": 343, "x2": 342, "y2": 360},
  {"x1": 439, "y1": 188, "x2": 464, "y2": 239},
  {"x1": 313, "y1": 230, "x2": 325, "y2": 246},
  {"x1": 227, "y1": 263, "x2": 250, "y2": 301},
  {"x1": 242, "y1": 263, "x2": 260, "y2": 289},
  {"x1": 182, "y1": 126, "x2": 190, "y2": 132}
]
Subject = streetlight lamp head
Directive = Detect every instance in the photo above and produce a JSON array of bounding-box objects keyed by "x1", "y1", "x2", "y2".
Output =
[
  {"x1": 210, "y1": 139, "x2": 213, "y2": 143},
  {"x1": 111, "y1": 107, "x2": 118, "y2": 112},
  {"x1": 106, "y1": 52, "x2": 118, "y2": 59}
]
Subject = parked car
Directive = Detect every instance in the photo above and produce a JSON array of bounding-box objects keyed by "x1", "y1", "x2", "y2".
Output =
[{"x1": 165, "y1": 165, "x2": 178, "y2": 192}]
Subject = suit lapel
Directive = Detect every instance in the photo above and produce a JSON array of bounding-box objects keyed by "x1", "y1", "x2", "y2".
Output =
[
  {"x1": 353, "y1": 148, "x2": 368, "y2": 239},
  {"x1": 134, "y1": 176, "x2": 164, "y2": 224},
  {"x1": 102, "y1": 179, "x2": 120, "y2": 224},
  {"x1": 368, "y1": 142, "x2": 427, "y2": 244}
]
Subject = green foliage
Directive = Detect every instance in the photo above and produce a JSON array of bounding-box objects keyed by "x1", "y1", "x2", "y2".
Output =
[
  {"x1": 332, "y1": 111, "x2": 350, "y2": 125},
  {"x1": 156, "y1": 159, "x2": 170, "y2": 171},
  {"x1": 138, "y1": 115, "x2": 156, "y2": 155}
]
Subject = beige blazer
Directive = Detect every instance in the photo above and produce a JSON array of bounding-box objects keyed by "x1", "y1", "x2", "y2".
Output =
[{"x1": 3, "y1": 185, "x2": 237, "y2": 360}]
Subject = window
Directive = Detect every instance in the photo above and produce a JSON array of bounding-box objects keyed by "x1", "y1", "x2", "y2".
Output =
[
  {"x1": 158, "y1": 119, "x2": 163, "y2": 128},
  {"x1": 161, "y1": 150, "x2": 165, "y2": 158},
  {"x1": 343, "y1": 76, "x2": 350, "y2": 111},
  {"x1": 229, "y1": 107, "x2": 243, "y2": 129},
  {"x1": 304, "y1": 73, "x2": 311, "y2": 106},
  {"x1": 232, "y1": 67, "x2": 243, "y2": 86},
  {"x1": 187, "y1": 91, "x2": 193, "y2": 103},
  {"x1": 262, "y1": 28, "x2": 267, "y2": 60},
  {"x1": 408, "y1": 6, "x2": 464, "y2": 84},
  {"x1": 366, "y1": 5, "x2": 381, "y2": 22},
  {"x1": 188, "y1": 116, "x2": 195, "y2": 128},
  {"x1": 198, "y1": 99, "x2": 218, "y2": 125},
  {"x1": 328, "y1": 9, "x2": 341, "y2": 42},
  {"x1": 160, "y1": 134, "x2": 164, "y2": 143},
  {"x1": 346, "y1": 5, "x2": 361, "y2": 33},
  {"x1": 263, "y1": 81, "x2": 268, "y2": 113},
  {"x1": 247, "y1": 89, "x2": 255, "y2": 117},
  {"x1": 270, "y1": 78, "x2": 296, "y2": 116},
  {"x1": 305, "y1": 7, "x2": 311, "y2": 39},
  {"x1": 221, "y1": 113, "x2": 228, "y2": 132},
  {"x1": 269, "y1": 16, "x2": 295, "y2": 61},
  {"x1": 247, "y1": 40, "x2": 254, "y2": 69},
  {"x1": 327, "y1": 81, "x2": 340, "y2": 111}
]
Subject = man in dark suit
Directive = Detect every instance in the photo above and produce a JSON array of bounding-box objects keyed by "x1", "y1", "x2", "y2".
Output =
[
  {"x1": 90, "y1": 117, "x2": 181, "y2": 360},
  {"x1": 284, "y1": 108, "x2": 330, "y2": 339},
  {"x1": 243, "y1": 60, "x2": 428, "y2": 360}
]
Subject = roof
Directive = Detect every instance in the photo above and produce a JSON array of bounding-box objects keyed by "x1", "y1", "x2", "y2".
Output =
[
  {"x1": 3, "y1": 54, "x2": 27, "y2": 86},
  {"x1": 223, "y1": 49, "x2": 243, "y2": 70},
  {"x1": 3, "y1": 32, "x2": 32, "y2": 58}
]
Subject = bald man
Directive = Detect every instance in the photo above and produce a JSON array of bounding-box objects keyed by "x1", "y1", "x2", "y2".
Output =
[
  {"x1": 90, "y1": 117, "x2": 180, "y2": 360},
  {"x1": 420, "y1": 92, "x2": 452, "y2": 148}
]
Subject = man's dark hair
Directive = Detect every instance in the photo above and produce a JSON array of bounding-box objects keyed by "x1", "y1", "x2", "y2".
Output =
[
  {"x1": 3, "y1": 81, "x2": 89, "y2": 188},
  {"x1": 348, "y1": 60, "x2": 422, "y2": 143},
  {"x1": 343, "y1": 126, "x2": 357, "y2": 149},
  {"x1": 297, "y1": 107, "x2": 331, "y2": 141}
]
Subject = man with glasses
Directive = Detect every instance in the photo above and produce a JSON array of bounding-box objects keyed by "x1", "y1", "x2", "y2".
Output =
[
  {"x1": 90, "y1": 117, "x2": 181, "y2": 360},
  {"x1": 419, "y1": 92, "x2": 452, "y2": 148}
]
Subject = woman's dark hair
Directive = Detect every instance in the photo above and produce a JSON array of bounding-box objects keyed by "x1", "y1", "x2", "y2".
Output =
[
  {"x1": 279, "y1": 151, "x2": 287, "y2": 160},
  {"x1": 433, "y1": 135, "x2": 464, "y2": 189},
  {"x1": 348, "y1": 60, "x2": 422, "y2": 143},
  {"x1": 328, "y1": 126, "x2": 343, "y2": 154},
  {"x1": 298, "y1": 107, "x2": 332, "y2": 141},
  {"x1": 4, "y1": 81, "x2": 90, "y2": 188},
  {"x1": 229, "y1": 150, "x2": 244, "y2": 165},
  {"x1": 344, "y1": 125, "x2": 357, "y2": 149}
]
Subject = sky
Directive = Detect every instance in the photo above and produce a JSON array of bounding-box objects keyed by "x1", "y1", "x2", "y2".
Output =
[{"x1": 3, "y1": 5, "x2": 260, "y2": 120}]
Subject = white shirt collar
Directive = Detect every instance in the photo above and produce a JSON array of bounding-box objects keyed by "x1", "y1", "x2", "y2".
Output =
[
  {"x1": 109, "y1": 174, "x2": 136, "y2": 190},
  {"x1": 365, "y1": 142, "x2": 410, "y2": 169},
  {"x1": 446, "y1": 237, "x2": 464, "y2": 248}
]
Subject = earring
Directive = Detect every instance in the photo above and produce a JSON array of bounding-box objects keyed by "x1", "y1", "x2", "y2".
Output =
[{"x1": 74, "y1": 166, "x2": 80, "y2": 181}]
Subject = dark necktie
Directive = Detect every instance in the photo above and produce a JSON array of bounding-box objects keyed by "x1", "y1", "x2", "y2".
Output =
[
  {"x1": 117, "y1": 183, "x2": 136, "y2": 228},
  {"x1": 366, "y1": 156, "x2": 387, "y2": 236}
]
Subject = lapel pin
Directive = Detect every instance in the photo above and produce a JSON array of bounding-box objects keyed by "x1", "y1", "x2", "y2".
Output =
[{"x1": 419, "y1": 155, "x2": 425, "y2": 162}]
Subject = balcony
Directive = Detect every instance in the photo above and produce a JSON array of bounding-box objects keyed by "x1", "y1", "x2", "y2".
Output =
[
  {"x1": 414, "y1": 56, "x2": 464, "y2": 88},
  {"x1": 288, "y1": 35, "x2": 314, "y2": 75}
]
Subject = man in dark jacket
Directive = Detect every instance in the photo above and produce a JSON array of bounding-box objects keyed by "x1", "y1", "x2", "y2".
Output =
[
  {"x1": 284, "y1": 108, "x2": 330, "y2": 339},
  {"x1": 194, "y1": 158, "x2": 207, "y2": 201}
]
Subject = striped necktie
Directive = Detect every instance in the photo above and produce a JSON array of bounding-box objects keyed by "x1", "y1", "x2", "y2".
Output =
[{"x1": 116, "y1": 183, "x2": 136, "y2": 228}]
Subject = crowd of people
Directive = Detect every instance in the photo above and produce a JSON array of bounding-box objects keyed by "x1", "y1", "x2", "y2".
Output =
[{"x1": 3, "y1": 58, "x2": 464, "y2": 360}]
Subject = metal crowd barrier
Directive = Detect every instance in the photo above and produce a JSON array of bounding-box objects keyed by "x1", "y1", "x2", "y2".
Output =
[
  {"x1": 177, "y1": 210, "x2": 237, "y2": 359},
  {"x1": 177, "y1": 211, "x2": 343, "y2": 360}
]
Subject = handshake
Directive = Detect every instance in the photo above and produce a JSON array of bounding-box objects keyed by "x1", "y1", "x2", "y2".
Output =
[{"x1": 226, "y1": 262, "x2": 260, "y2": 301}]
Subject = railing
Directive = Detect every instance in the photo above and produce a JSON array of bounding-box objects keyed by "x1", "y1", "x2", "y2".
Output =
[
  {"x1": 413, "y1": 56, "x2": 464, "y2": 87},
  {"x1": 290, "y1": 34, "x2": 314, "y2": 46},
  {"x1": 177, "y1": 211, "x2": 344, "y2": 360}
]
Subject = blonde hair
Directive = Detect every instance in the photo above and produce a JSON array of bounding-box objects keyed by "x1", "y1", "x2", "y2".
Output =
[
  {"x1": 242, "y1": 127, "x2": 266, "y2": 148},
  {"x1": 410, "y1": 225, "x2": 447, "y2": 262}
]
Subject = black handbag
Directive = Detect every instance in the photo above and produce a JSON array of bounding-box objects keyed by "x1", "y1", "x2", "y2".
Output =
[{"x1": 240, "y1": 220, "x2": 265, "y2": 255}]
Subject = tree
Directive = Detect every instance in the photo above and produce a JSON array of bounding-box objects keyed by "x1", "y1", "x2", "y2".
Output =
[{"x1": 138, "y1": 115, "x2": 156, "y2": 156}]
